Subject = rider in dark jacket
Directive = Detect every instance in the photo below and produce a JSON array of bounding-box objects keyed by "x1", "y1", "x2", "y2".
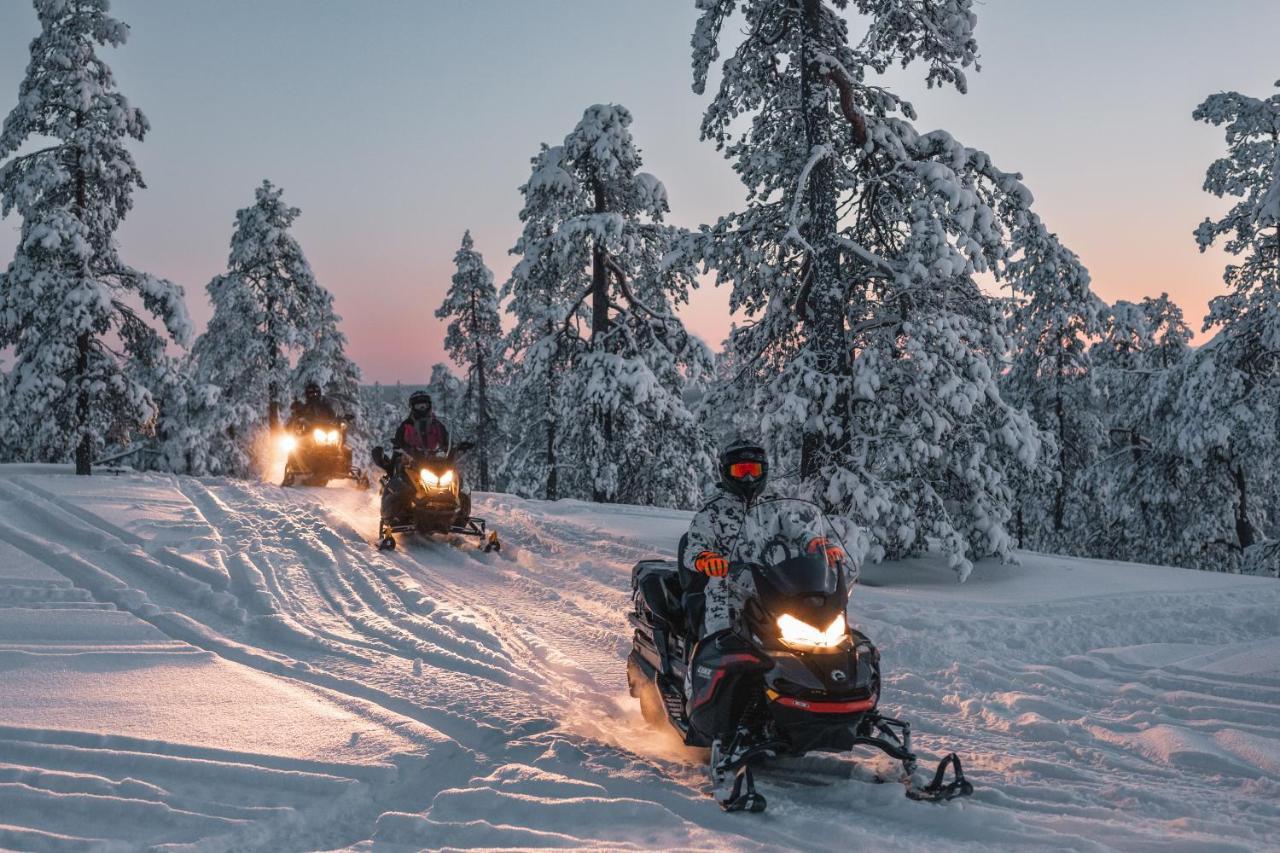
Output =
[
  {"x1": 289, "y1": 383, "x2": 338, "y2": 427},
  {"x1": 373, "y1": 392, "x2": 452, "y2": 524}
]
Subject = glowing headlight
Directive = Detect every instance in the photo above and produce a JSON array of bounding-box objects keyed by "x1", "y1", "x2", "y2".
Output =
[
  {"x1": 278, "y1": 434, "x2": 297, "y2": 453},
  {"x1": 777, "y1": 613, "x2": 847, "y2": 651},
  {"x1": 313, "y1": 427, "x2": 326, "y2": 444},
  {"x1": 327, "y1": 429, "x2": 340, "y2": 444},
  {"x1": 419, "y1": 468, "x2": 455, "y2": 490}
]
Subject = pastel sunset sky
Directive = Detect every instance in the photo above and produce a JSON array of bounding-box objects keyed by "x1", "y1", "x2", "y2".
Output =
[{"x1": 1, "y1": 0, "x2": 1276, "y2": 382}]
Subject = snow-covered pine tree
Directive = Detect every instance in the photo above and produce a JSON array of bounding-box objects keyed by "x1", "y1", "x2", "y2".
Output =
[
  {"x1": 0, "y1": 366, "x2": 11, "y2": 462},
  {"x1": 1003, "y1": 219, "x2": 1107, "y2": 551},
  {"x1": 505, "y1": 112, "x2": 715, "y2": 508},
  {"x1": 501, "y1": 144, "x2": 583, "y2": 501},
  {"x1": 1172, "y1": 83, "x2": 1280, "y2": 575},
  {"x1": 687, "y1": 0, "x2": 1060, "y2": 578},
  {"x1": 424, "y1": 363, "x2": 465, "y2": 425},
  {"x1": 436, "y1": 231, "x2": 502, "y2": 490},
  {"x1": 0, "y1": 0, "x2": 190, "y2": 473},
  {"x1": 360, "y1": 382, "x2": 406, "y2": 449},
  {"x1": 1090, "y1": 295, "x2": 1194, "y2": 565},
  {"x1": 187, "y1": 180, "x2": 334, "y2": 475},
  {"x1": 293, "y1": 296, "x2": 365, "y2": 462}
]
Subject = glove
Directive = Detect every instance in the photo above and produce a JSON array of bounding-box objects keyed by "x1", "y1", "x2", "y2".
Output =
[
  {"x1": 806, "y1": 537, "x2": 847, "y2": 568},
  {"x1": 694, "y1": 551, "x2": 729, "y2": 577}
]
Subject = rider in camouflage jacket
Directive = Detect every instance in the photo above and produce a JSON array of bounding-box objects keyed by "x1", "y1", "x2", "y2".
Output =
[{"x1": 681, "y1": 437, "x2": 770, "y2": 638}]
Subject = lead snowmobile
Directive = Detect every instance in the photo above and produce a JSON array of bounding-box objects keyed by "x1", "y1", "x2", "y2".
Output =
[
  {"x1": 626, "y1": 498, "x2": 972, "y2": 812},
  {"x1": 375, "y1": 440, "x2": 500, "y2": 553}
]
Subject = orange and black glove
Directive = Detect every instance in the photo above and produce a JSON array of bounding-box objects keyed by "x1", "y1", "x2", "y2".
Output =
[
  {"x1": 806, "y1": 537, "x2": 847, "y2": 568},
  {"x1": 694, "y1": 550, "x2": 730, "y2": 577}
]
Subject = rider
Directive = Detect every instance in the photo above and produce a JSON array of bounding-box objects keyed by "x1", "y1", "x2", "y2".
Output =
[
  {"x1": 289, "y1": 382, "x2": 338, "y2": 428},
  {"x1": 681, "y1": 436, "x2": 771, "y2": 641},
  {"x1": 373, "y1": 391, "x2": 452, "y2": 522}
]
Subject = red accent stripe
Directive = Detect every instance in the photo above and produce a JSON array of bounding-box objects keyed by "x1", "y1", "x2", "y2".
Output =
[{"x1": 771, "y1": 694, "x2": 876, "y2": 714}]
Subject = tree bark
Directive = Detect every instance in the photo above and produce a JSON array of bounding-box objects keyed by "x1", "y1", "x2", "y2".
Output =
[
  {"x1": 1234, "y1": 464, "x2": 1257, "y2": 551},
  {"x1": 476, "y1": 350, "x2": 490, "y2": 491},
  {"x1": 544, "y1": 315, "x2": 559, "y2": 501},
  {"x1": 74, "y1": 128, "x2": 91, "y2": 476},
  {"x1": 266, "y1": 293, "x2": 280, "y2": 431},
  {"x1": 590, "y1": 176, "x2": 613, "y2": 503},
  {"x1": 798, "y1": 0, "x2": 847, "y2": 483}
]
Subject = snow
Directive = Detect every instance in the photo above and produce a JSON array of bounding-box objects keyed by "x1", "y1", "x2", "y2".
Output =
[{"x1": 0, "y1": 465, "x2": 1277, "y2": 850}]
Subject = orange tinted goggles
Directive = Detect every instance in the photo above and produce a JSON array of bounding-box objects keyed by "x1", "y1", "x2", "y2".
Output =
[{"x1": 728, "y1": 460, "x2": 764, "y2": 479}]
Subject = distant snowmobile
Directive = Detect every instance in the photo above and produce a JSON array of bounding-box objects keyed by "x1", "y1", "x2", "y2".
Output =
[
  {"x1": 375, "y1": 440, "x2": 499, "y2": 553},
  {"x1": 627, "y1": 498, "x2": 972, "y2": 813},
  {"x1": 280, "y1": 421, "x2": 369, "y2": 489}
]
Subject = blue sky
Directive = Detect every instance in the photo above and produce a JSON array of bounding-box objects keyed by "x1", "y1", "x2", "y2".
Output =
[{"x1": 1, "y1": 0, "x2": 1276, "y2": 381}]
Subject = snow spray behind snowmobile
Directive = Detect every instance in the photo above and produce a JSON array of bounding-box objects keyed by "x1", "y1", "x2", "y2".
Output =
[
  {"x1": 280, "y1": 421, "x2": 369, "y2": 489},
  {"x1": 375, "y1": 440, "x2": 499, "y2": 553},
  {"x1": 626, "y1": 498, "x2": 971, "y2": 812}
]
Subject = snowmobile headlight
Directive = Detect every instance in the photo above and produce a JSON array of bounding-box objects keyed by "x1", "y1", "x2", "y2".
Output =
[
  {"x1": 327, "y1": 429, "x2": 340, "y2": 444},
  {"x1": 777, "y1": 613, "x2": 847, "y2": 651},
  {"x1": 439, "y1": 469, "x2": 455, "y2": 487},
  {"x1": 313, "y1": 427, "x2": 327, "y2": 444},
  {"x1": 420, "y1": 468, "x2": 439, "y2": 488},
  {"x1": 278, "y1": 434, "x2": 297, "y2": 453}
]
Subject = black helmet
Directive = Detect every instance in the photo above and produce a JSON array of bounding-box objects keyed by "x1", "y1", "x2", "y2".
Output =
[
  {"x1": 719, "y1": 436, "x2": 768, "y2": 502},
  {"x1": 409, "y1": 391, "x2": 433, "y2": 414},
  {"x1": 305, "y1": 382, "x2": 321, "y2": 400}
]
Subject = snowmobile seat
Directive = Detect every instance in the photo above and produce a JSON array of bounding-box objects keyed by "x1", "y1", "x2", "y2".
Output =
[
  {"x1": 633, "y1": 560, "x2": 684, "y2": 629},
  {"x1": 676, "y1": 532, "x2": 707, "y2": 638}
]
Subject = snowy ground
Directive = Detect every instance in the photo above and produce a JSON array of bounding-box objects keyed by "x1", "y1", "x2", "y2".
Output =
[{"x1": 0, "y1": 466, "x2": 1276, "y2": 851}]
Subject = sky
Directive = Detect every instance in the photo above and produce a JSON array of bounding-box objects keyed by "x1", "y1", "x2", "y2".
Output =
[{"x1": 0, "y1": 0, "x2": 1276, "y2": 383}]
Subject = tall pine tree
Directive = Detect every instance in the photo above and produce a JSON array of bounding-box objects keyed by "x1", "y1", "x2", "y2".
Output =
[
  {"x1": 0, "y1": 0, "x2": 190, "y2": 473},
  {"x1": 1163, "y1": 83, "x2": 1280, "y2": 574},
  {"x1": 437, "y1": 231, "x2": 502, "y2": 490},
  {"x1": 687, "y1": 0, "x2": 1079, "y2": 578},
  {"x1": 187, "y1": 181, "x2": 336, "y2": 475},
  {"x1": 505, "y1": 108, "x2": 714, "y2": 507}
]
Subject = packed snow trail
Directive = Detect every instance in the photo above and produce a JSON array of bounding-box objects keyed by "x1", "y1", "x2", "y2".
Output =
[{"x1": 0, "y1": 467, "x2": 1277, "y2": 850}]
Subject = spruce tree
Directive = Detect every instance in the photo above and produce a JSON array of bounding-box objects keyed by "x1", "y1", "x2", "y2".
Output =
[
  {"x1": 1171, "y1": 83, "x2": 1280, "y2": 573},
  {"x1": 1003, "y1": 220, "x2": 1107, "y2": 550},
  {"x1": 187, "y1": 180, "x2": 335, "y2": 475},
  {"x1": 505, "y1": 110, "x2": 714, "y2": 507},
  {"x1": 436, "y1": 231, "x2": 502, "y2": 490},
  {"x1": 0, "y1": 0, "x2": 190, "y2": 473},
  {"x1": 688, "y1": 0, "x2": 1060, "y2": 578}
]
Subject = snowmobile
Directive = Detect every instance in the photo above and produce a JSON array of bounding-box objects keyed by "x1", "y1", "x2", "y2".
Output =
[
  {"x1": 375, "y1": 440, "x2": 500, "y2": 553},
  {"x1": 626, "y1": 498, "x2": 972, "y2": 813},
  {"x1": 280, "y1": 421, "x2": 369, "y2": 489}
]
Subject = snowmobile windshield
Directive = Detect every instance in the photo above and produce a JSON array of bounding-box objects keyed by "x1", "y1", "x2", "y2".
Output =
[{"x1": 729, "y1": 499, "x2": 846, "y2": 597}]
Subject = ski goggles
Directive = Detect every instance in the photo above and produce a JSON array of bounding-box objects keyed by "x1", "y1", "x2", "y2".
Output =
[
  {"x1": 728, "y1": 460, "x2": 764, "y2": 480},
  {"x1": 411, "y1": 402, "x2": 432, "y2": 412}
]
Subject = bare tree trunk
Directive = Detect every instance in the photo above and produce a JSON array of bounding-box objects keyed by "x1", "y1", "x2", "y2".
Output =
[
  {"x1": 590, "y1": 176, "x2": 613, "y2": 503},
  {"x1": 476, "y1": 350, "x2": 490, "y2": 491},
  {"x1": 266, "y1": 294, "x2": 280, "y2": 431},
  {"x1": 798, "y1": 0, "x2": 846, "y2": 483},
  {"x1": 74, "y1": 131, "x2": 92, "y2": 476},
  {"x1": 544, "y1": 315, "x2": 559, "y2": 501},
  {"x1": 1053, "y1": 356, "x2": 1066, "y2": 533},
  {"x1": 1234, "y1": 464, "x2": 1257, "y2": 551}
]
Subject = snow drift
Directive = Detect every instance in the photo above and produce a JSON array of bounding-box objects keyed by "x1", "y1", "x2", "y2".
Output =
[{"x1": 0, "y1": 465, "x2": 1276, "y2": 850}]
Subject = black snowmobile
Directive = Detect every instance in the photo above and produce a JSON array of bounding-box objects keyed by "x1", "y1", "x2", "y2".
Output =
[
  {"x1": 375, "y1": 440, "x2": 500, "y2": 553},
  {"x1": 280, "y1": 420, "x2": 369, "y2": 489},
  {"x1": 626, "y1": 498, "x2": 972, "y2": 812}
]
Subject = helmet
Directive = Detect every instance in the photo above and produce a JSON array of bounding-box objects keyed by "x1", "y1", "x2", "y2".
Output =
[
  {"x1": 409, "y1": 391, "x2": 433, "y2": 414},
  {"x1": 305, "y1": 382, "x2": 321, "y2": 400},
  {"x1": 719, "y1": 436, "x2": 768, "y2": 502}
]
